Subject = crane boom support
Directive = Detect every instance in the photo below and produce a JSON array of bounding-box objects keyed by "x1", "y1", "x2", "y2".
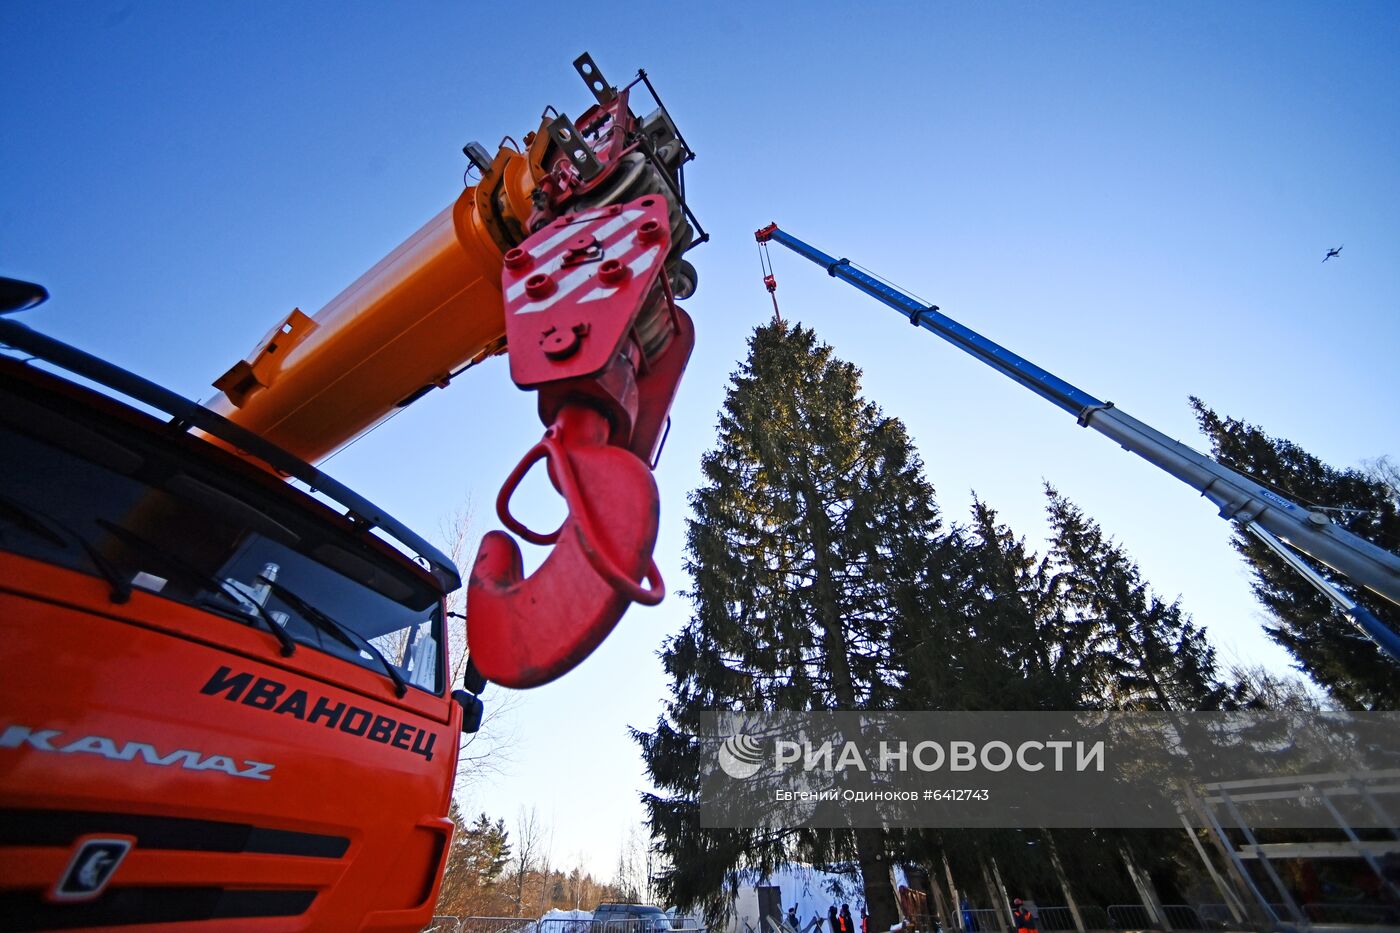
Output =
[{"x1": 755, "y1": 223, "x2": 1400, "y2": 657}]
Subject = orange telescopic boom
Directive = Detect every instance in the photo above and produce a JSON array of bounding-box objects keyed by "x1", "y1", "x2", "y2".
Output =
[
  {"x1": 205, "y1": 197, "x2": 515, "y2": 463},
  {"x1": 202, "y1": 123, "x2": 548, "y2": 463}
]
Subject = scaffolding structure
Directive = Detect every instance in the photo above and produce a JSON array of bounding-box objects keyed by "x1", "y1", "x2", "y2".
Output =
[{"x1": 1188, "y1": 770, "x2": 1400, "y2": 930}]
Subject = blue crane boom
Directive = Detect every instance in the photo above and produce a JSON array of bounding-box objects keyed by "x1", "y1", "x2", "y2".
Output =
[{"x1": 755, "y1": 223, "x2": 1400, "y2": 661}]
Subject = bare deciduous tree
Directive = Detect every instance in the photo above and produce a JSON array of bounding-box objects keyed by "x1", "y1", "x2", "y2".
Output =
[
  {"x1": 1364, "y1": 455, "x2": 1400, "y2": 506},
  {"x1": 513, "y1": 806, "x2": 545, "y2": 915},
  {"x1": 611, "y1": 823, "x2": 652, "y2": 904},
  {"x1": 440, "y1": 501, "x2": 478, "y2": 688},
  {"x1": 436, "y1": 501, "x2": 521, "y2": 797}
]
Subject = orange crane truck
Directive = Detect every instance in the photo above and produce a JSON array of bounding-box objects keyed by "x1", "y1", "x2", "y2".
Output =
[{"x1": 0, "y1": 54, "x2": 701, "y2": 932}]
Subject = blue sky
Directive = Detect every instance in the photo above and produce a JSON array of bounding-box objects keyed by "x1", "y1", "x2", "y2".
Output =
[{"x1": 5, "y1": 1, "x2": 1398, "y2": 881}]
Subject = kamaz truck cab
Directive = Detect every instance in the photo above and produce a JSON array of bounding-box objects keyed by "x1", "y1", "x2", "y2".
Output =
[{"x1": 0, "y1": 301, "x2": 475, "y2": 931}]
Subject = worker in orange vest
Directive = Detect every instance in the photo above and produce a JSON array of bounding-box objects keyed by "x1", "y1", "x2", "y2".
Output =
[{"x1": 1011, "y1": 899, "x2": 1035, "y2": 933}]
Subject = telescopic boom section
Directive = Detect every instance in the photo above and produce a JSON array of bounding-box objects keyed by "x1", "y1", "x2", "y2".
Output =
[
  {"x1": 754, "y1": 223, "x2": 1400, "y2": 660},
  {"x1": 208, "y1": 54, "x2": 705, "y2": 689}
]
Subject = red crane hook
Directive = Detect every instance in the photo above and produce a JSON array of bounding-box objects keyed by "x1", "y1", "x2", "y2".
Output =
[{"x1": 468, "y1": 403, "x2": 662, "y2": 688}]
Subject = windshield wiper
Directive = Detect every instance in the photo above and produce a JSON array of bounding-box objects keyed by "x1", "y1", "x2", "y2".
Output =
[
  {"x1": 0, "y1": 495, "x2": 67, "y2": 548},
  {"x1": 93, "y1": 518, "x2": 296, "y2": 656},
  {"x1": 0, "y1": 493, "x2": 132, "y2": 604},
  {"x1": 259, "y1": 577, "x2": 409, "y2": 698}
]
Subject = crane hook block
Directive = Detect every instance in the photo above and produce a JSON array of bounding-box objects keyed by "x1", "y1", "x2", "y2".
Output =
[
  {"x1": 467, "y1": 194, "x2": 683, "y2": 688},
  {"x1": 467, "y1": 405, "x2": 662, "y2": 688}
]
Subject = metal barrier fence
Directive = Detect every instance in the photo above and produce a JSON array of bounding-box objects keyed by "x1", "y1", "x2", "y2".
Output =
[
  {"x1": 465, "y1": 919, "x2": 539, "y2": 933},
  {"x1": 435, "y1": 902, "x2": 1400, "y2": 933},
  {"x1": 944, "y1": 903, "x2": 1206, "y2": 932},
  {"x1": 1076, "y1": 907, "x2": 1111, "y2": 931},
  {"x1": 425, "y1": 919, "x2": 462, "y2": 933},
  {"x1": 1106, "y1": 904, "x2": 1154, "y2": 930},
  {"x1": 430, "y1": 920, "x2": 707, "y2": 933},
  {"x1": 1100, "y1": 903, "x2": 1210, "y2": 930},
  {"x1": 1196, "y1": 902, "x2": 1301, "y2": 929},
  {"x1": 1035, "y1": 906, "x2": 1078, "y2": 931},
  {"x1": 1192, "y1": 903, "x2": 1231, "y2": 929},
  {"x1": 537, "y1": 919, "x2": 706, "y2": 933},
  {"x1": 1303, "y1": 902, "x2": 1400, "y2": 926},
  {"x1": 538, "y1": 919, "x2": 594, "y2": 933},
  {"x1": 893, "y1": 899, "x2": 1400, "y2": 932},
  {"x1": 425, "y1": 918, "x2": 539, "y2": 933},
  {"x1": 952, "y1": 908, "x2": 1003, "y2": 931},
  {"x1": 1160, "y1": 904, "x2": 1205, "y2": 929}
]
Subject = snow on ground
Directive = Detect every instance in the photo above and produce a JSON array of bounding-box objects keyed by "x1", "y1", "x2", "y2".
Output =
[
  {"x1": 523, "y1": 907, "x2": 598, "y2": 933},
  {"x1": 541, "y1": 910, "x2": 595, "y2": 922},
  {"x1": 723, "y1": 865, "x2": 871, "y2": 933}
]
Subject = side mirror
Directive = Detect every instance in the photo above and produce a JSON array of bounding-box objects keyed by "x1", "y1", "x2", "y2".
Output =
[
  {"x1": 463, "y1": 658, "x2": 486, "y2": 695},
  {"x1": 453, "y1": 690, "x2": 484, "y2": 734}
]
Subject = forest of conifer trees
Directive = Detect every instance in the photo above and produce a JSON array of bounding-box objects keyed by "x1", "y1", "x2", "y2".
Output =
[{"x1": 636, "y1": 321, "x2": 1398, "y2": 928}]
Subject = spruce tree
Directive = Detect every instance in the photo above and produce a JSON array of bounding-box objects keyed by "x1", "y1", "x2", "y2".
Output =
[
  {"x1": 917, "y1": 493, "x2": 1222, "y2": 915},
  {"x1": 637, "y1": 322, "x2": 950, "y2": 927},
  {"x1": 1044, "y1": 486, "x2": 1227, "y2": 712},
  {"x1": 436, "y1": 806, "x2": 513, "y2": 917},
  {"x1": 1040, "y1": 488, "x2": 1233, "y2": 912},
  {"x1": 464, "y1": 813, "x2": 513, "y2": 888},
  {"x1": 1190, "y1": 398, "x2": 1400, "y2": 708},
  {"x1": 903, "y1": 499, "x2": 1083, "y2": 711}
]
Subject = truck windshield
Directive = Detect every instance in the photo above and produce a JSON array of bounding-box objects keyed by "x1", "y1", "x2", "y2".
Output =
[{"x1": 0, "y1": 388, "x2": 445, "y2": 695}]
